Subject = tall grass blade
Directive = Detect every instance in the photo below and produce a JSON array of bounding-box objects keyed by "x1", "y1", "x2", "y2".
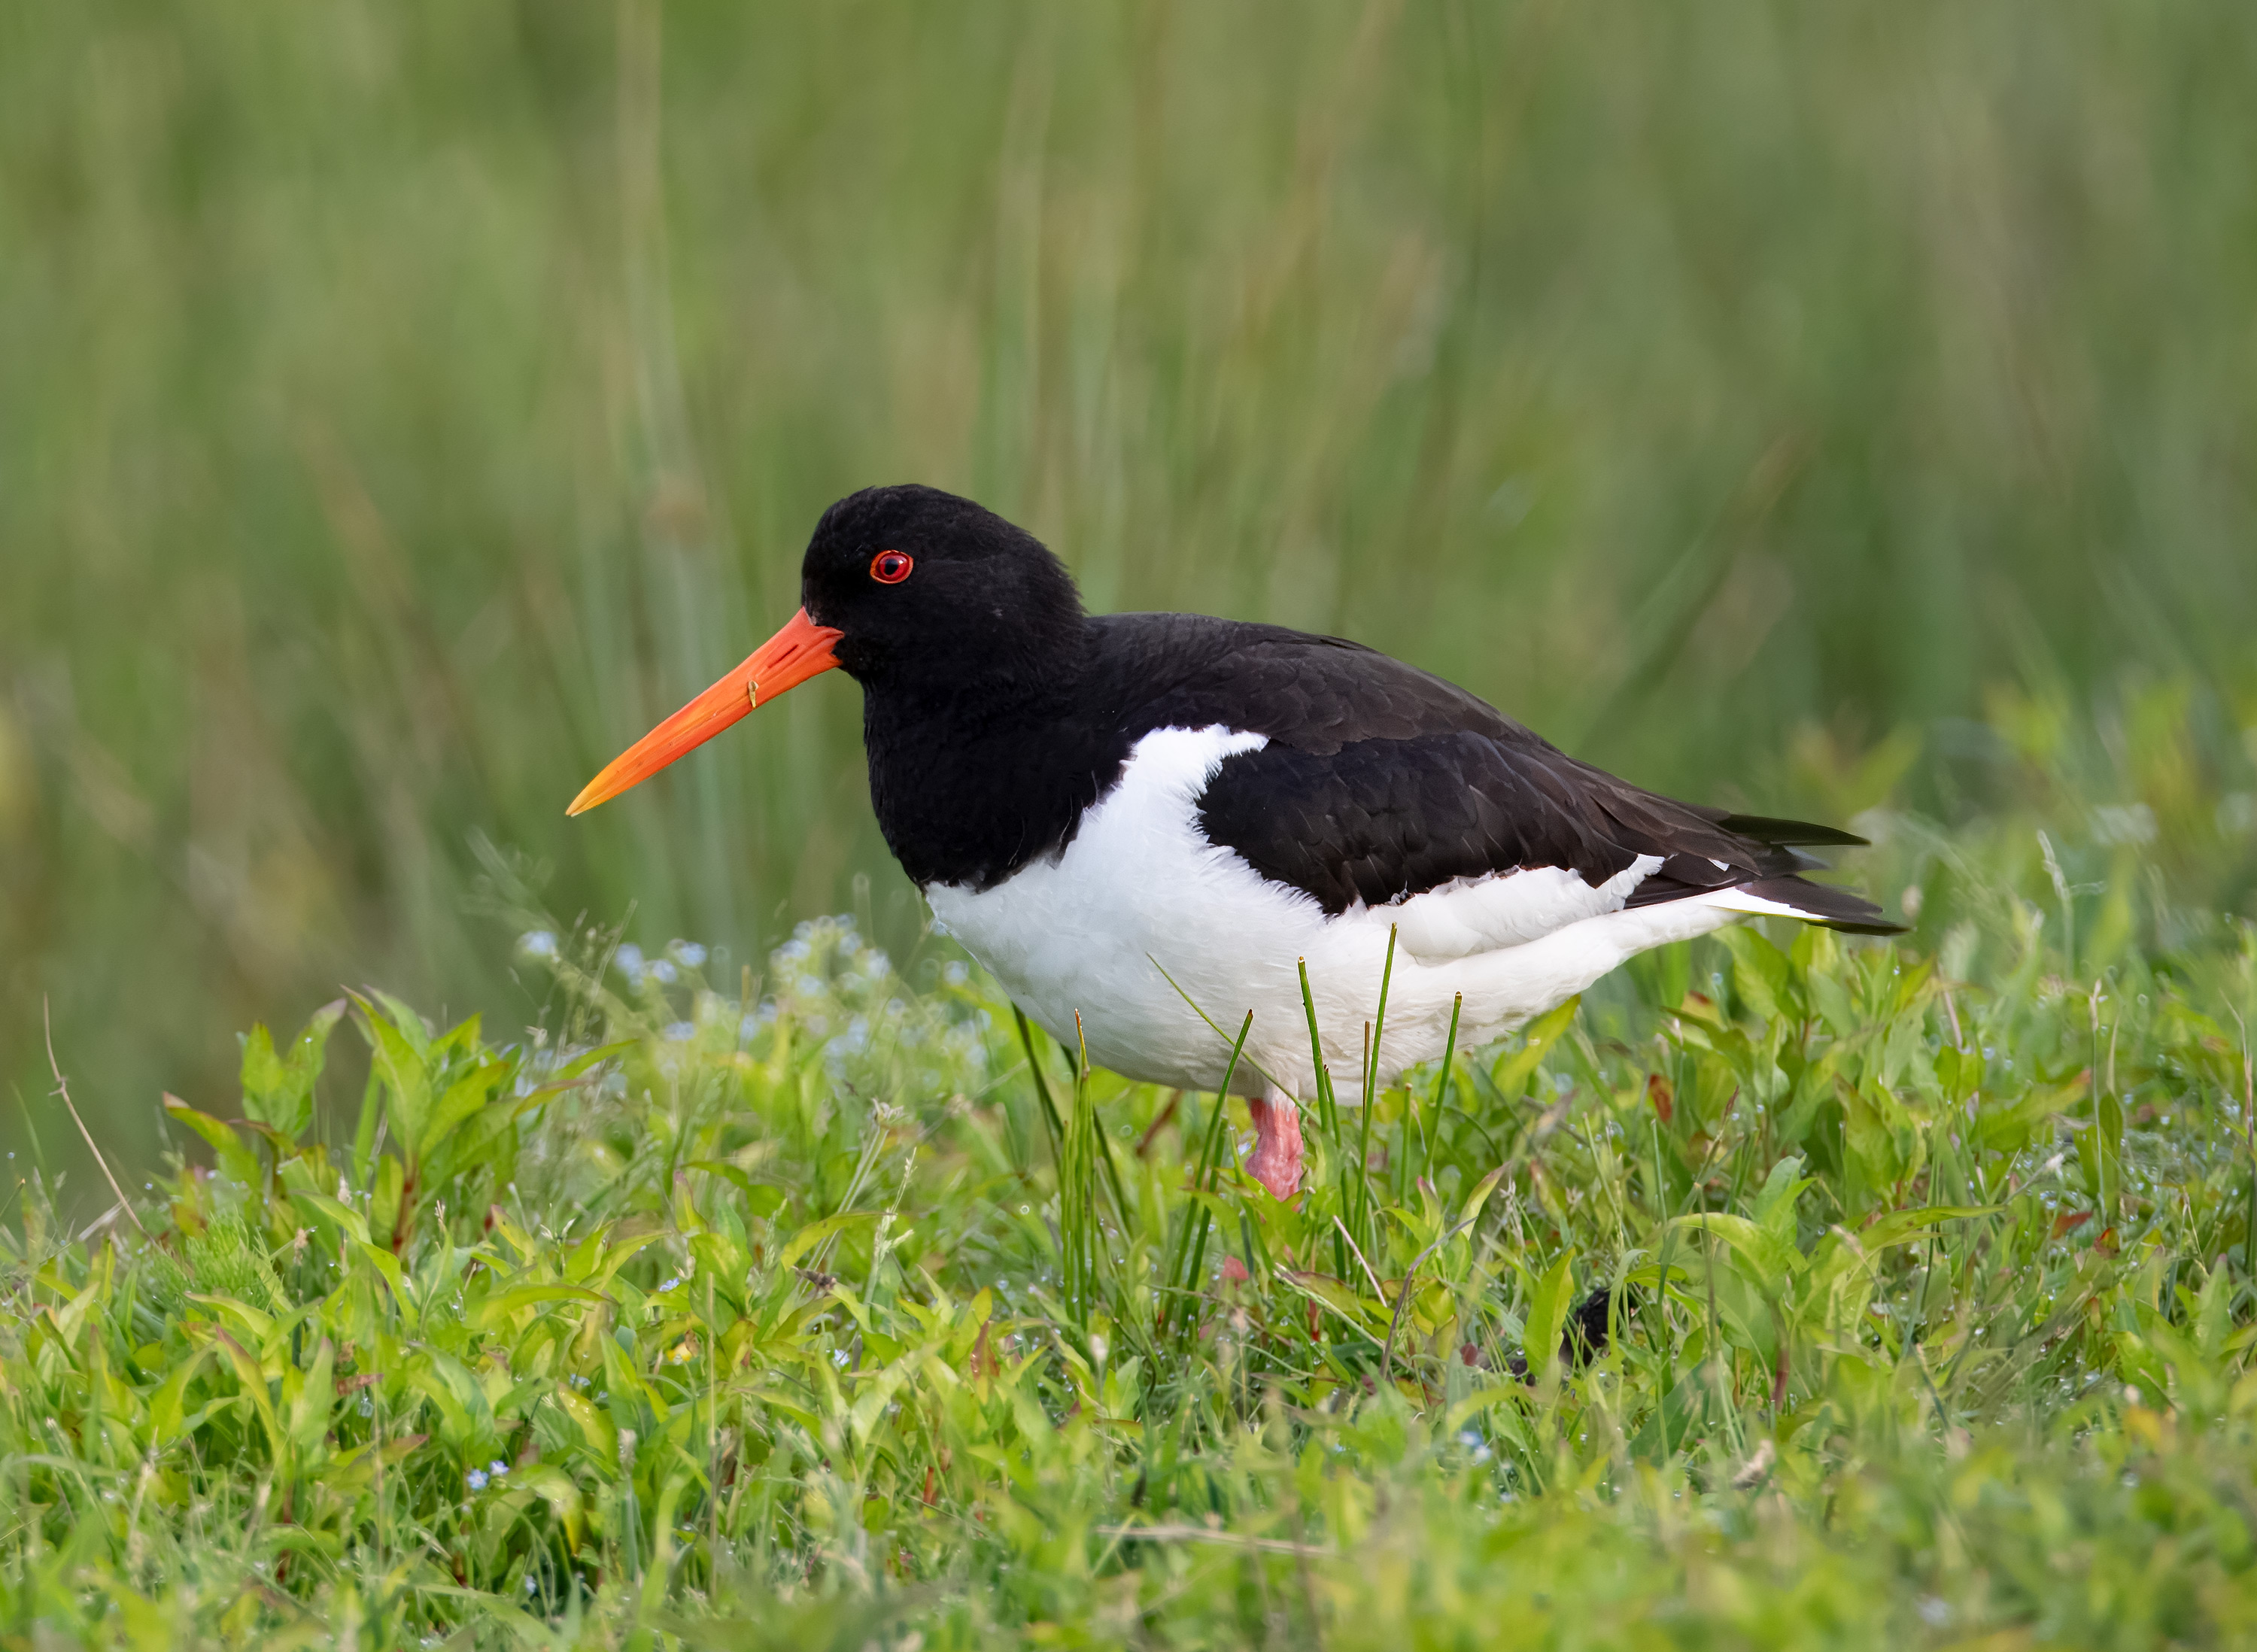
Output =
[{"x1": 1164, "y1": 1011, "x2": 1254, "y2": 1345}]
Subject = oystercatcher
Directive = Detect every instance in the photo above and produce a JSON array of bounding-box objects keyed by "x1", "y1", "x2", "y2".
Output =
[{"x1": 571, "y1": 484, "x2": 1897, "y2": 1198}]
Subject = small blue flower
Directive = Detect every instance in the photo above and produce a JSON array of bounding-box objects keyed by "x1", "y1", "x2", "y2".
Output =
[
  {"x1": 650, "y1": 959, "x2": 678, "y2": 985},
  {"x1": 521, "y1": 930, "x2": 560, "y2": 959},
  {"x1": 664, "y1": 1022, "x2": 695, "y2": 1043},
  {"x1": 466, "y1": 1468, "x2": 489, "y2": 1492},
  {"x1": 490, "y1": 1459, "x2": 510, "y2": 1478}
]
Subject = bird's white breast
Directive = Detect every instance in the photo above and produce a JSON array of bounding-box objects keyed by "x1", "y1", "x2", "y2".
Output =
[{"x1": 924, "y1": 725, "x2": 1743, "y2": 1100}]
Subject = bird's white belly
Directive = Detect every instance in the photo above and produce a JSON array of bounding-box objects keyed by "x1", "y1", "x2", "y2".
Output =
[{"x1": 924, "y1": 725, "x2": 1742, "y2": 1100}]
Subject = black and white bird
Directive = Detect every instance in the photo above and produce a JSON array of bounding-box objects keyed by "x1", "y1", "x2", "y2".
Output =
[{"x1": 571, "y1": 485, "x2": 1898, "y2": 1199}]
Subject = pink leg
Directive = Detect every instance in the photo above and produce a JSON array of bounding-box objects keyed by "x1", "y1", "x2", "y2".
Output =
[{"x1": 1243, "y1": 1090, "x2": 1305, "y2": 1201}]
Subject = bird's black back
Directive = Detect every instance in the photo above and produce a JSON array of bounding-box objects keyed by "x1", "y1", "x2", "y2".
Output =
[{"x1": 861, "y1": 609, "x2": 1891, "y2": 932}]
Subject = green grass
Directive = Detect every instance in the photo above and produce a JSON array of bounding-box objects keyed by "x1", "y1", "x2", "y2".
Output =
[
  {"x1": 6, "y1": 0, "x2": 2257, "y2": 1174},
  {"x1": 8, "y1": 694, "x2": 2257, "y2": 1646},
  {"x1": 7, "y1": 3, "x2": 2257, "y2": 1642}
]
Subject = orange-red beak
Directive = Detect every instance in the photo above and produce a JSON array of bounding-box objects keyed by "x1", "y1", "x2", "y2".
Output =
[{"x1": 567, "y1": 607, "x2": 843, "y2": 816}]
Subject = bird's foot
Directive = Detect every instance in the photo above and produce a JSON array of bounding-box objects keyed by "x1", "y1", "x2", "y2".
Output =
[{"x1": 1244, "y1": 1094, "x2": 1305, "y2": 1201}]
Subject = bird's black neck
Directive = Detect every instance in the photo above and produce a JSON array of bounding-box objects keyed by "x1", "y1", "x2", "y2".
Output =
[{"x1": 856, "y1": 620, "x2": 1129, "y2": 891}]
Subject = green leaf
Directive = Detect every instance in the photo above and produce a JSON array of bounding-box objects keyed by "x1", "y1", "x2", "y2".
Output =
[
  {"x1": 354, "y1": 1240, "x2": 417, "y2": 1329},
  {"x1": 148, "y1": 1347, "x2": 214, "y2": 1446},
  {"x1": 1975, "y1": 1072, "x2": 2088, "y2": 1149},
  {"x1": 185, "y1": 1290, "x2": 279, "y2": 1349},
  {"x1": 1492, "y1": 998, "x2": 1580, "y2": 1102},
  {"x1": 413, "y1": 1053, "x2": 510, "y2": 1165},
  {"x1": 407, "y1": 1348, "x2": 491, "y2": 1451},
  {"x1": 162, "y1": 1095, "x2": 263, "y2": 1189},
  {"x1": 1718, "y1": 925, "x2": 1803, "y2": 1025},
  {"x1": 238, "y1": 1025, "x2": 286, "y2": 1125},
  {"x1": 1804, "y1": 967, "x2": 1860, "y2": 1040},
  {"x1": 1751, "y1": 1155, "x2": 1813, "y2": 1242},
  {"x1": 1520, "y1": 1251, "x2": 1578, "y2": 1379},
  {"x1": 555, "y1": 1385, "x2": 618, "y2": 1463},
  {"x1": 1853, "y1": 1204, "x2": 1997, "y2": 1252},
  {"x1": 1457, "y1": 1163, "x2": 1511, "y2": 1231},
  {"x1": 1279, "y1": 1271, "x2": 1386, "y2": 1331},
  {"x1": 239, "y1": 1000, "x2": 345, "y2": 1142},
  {"x1": 1671, "y1": 1213, "x2": 1803, "y2": 1297},
  {"x1": 290, "y1": 1337, "x2": 335, "y2": 1459},
  {"x1": 205, "y1": 1327, "x2": 284, "y2": 1459},
  {"x1": 289, "y1": 1189, "x2": 372, "y2": 1247},
  {"x1": 355, "y1": 995, "x2": 435, "y2": 1161},
  {"x1": 776, "y1": 1210, "x2": 881, "y2": 1273},
  {"x1": 469, "y1": 1283, "x2": 606, "y2": 1331},
  {"x1": 515, "y1": 1462, "x2": 586, "y2": 1550}
]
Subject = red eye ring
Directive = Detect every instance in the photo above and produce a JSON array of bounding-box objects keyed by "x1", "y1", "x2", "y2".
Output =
[{"x1": 870, "y1": 549, "x2": 913, "y2": 585}]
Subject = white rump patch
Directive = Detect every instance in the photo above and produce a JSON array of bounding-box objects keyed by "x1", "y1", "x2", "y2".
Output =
[
  {"x1": 1697, "y1": 885, "x2": 1815, "y2": 920},
  {"x1": 1389, "y1": 855, "x2": 1663, "y2": 961}
]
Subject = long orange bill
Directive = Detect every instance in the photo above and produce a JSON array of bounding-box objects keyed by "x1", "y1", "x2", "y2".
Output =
[{"x1": 567, "y1": 607, "x2": 844, "y2": 816}]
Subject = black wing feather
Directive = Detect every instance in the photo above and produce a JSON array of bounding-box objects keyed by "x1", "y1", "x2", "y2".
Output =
[{"x1": 1110, "y1": 618, "x2": 1897, "y2": 932}]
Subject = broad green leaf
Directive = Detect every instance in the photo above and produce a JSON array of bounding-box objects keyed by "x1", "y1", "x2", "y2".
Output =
[
  {"x1": 354, "y1": 1240, "x2": 417, "y2": 1328},
  {"x1": 207, "y1": 1327, "x2": 284, "y2": 1459},
  {"x1": 1520, "y1": 1251, "x2": 1578, "y2": 1379},
  {"x1": 1853, "y1": 1204, "x2": 1997, "y2": 1252},
  {"x1": 290, "y1": 1337, "x2": 335, "y2": 1458},
  {"x1": 1672, "y1": 1213, "x2": 1803, "y2": 1296},
  {"x1": 240, "y1": 1000, "x2": 345, "y2": 1141},
  {"x1": 776, "y1": 1210, "x2": 881, "y2": 1273},
  {"x1": 469, "y1": 1284, "x2": 606, "y2": 1332},
  {"x1": 187, "y1": 1292, "x2": 276, "y2": 1350},
  {"x1": 1751, "y1": 1155, "x2": 1814, "y2": 1242},
  {"x1": 1279, "y1": 1271, "x2": 1385, "y2": 1330},
  {"x1": 1718, "y1": 925, "x2": 1803, "y2": 1025},
  {"x1": 1492, "y1": 998, "x2": 1580, "y2": 1102},
  {"x1": 515, "y1": 1462, "x2": 585, "y2": 1550},
  {"x1": 408, "y1": 1348, "x2": 491, "y2": 1451},
  {"x1": 162, "y1": 1095, "x2": 263, "y2": 1189},
  {"x1": 148, "y1": 1347, "x2": 214, "y2": 1445},
  {"x1": 414, "y1": 1055, "x2": 510, "y2": 1165},
  {"x1": 1975, "y1": 1072, "x2": 2088, "y2": 1149},
  {"x1": 354, "y1": 994, "x2": 434, "y2": 1161},
  {"x1": 289, "y1": 1189, "x2": 372, "y2": 1247},
  {"x1": 554, "y1": 1386, "x2": 618, "y2": 1463},
  {"x1": 1458, "y1": 1163, "x2": 1511, "y2": 1231}
]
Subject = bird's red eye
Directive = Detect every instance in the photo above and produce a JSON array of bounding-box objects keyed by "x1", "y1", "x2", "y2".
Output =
[{"x1": 870, "y1": 550, "x2": 913, "y2": 585}]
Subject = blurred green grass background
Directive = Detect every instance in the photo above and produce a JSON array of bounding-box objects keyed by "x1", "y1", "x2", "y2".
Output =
[{"x1": 4, "y1": 0, "x2": 2255, "y2": 1179}]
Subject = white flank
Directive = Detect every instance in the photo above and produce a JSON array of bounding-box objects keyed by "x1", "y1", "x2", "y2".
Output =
[
  {"x1": 1697, "y1": 886, "x2": 1815, "y2": 920},
  {"x1": 1390, "y1": 856, "x2": 1663, "y2": 960},
  {"x1": 925, "y1": 726, "x2": 1751, "y2": 1103}
]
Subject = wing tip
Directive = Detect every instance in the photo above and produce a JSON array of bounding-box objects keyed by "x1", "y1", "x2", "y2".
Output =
[
  {"x1": 1716, "y1": 876, "x2": 1908, "y2": 934},
  {"x1": 1711, "y1": 811, "x2": 1870, "y2": 849}
]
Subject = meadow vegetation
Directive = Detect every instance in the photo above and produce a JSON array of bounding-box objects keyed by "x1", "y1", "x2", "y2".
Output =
[
  {"x1": 6, "y1": 688, "x2": 2257, "y2": 1647},
  {"x1": 7, "y1": 0, "x2": 2257, "y2": 1167},
  {"x1": 7, "y1": 2, "x2": 2257, "y2": 1644}
]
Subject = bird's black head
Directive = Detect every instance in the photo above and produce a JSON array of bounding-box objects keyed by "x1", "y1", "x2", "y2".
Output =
[
  {"x1": 566, "y1": 484, "x2": 1088, "y2": 816},
  {"x1": 799, "y1": 484, "x2": 1086, "y2": 691}
]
